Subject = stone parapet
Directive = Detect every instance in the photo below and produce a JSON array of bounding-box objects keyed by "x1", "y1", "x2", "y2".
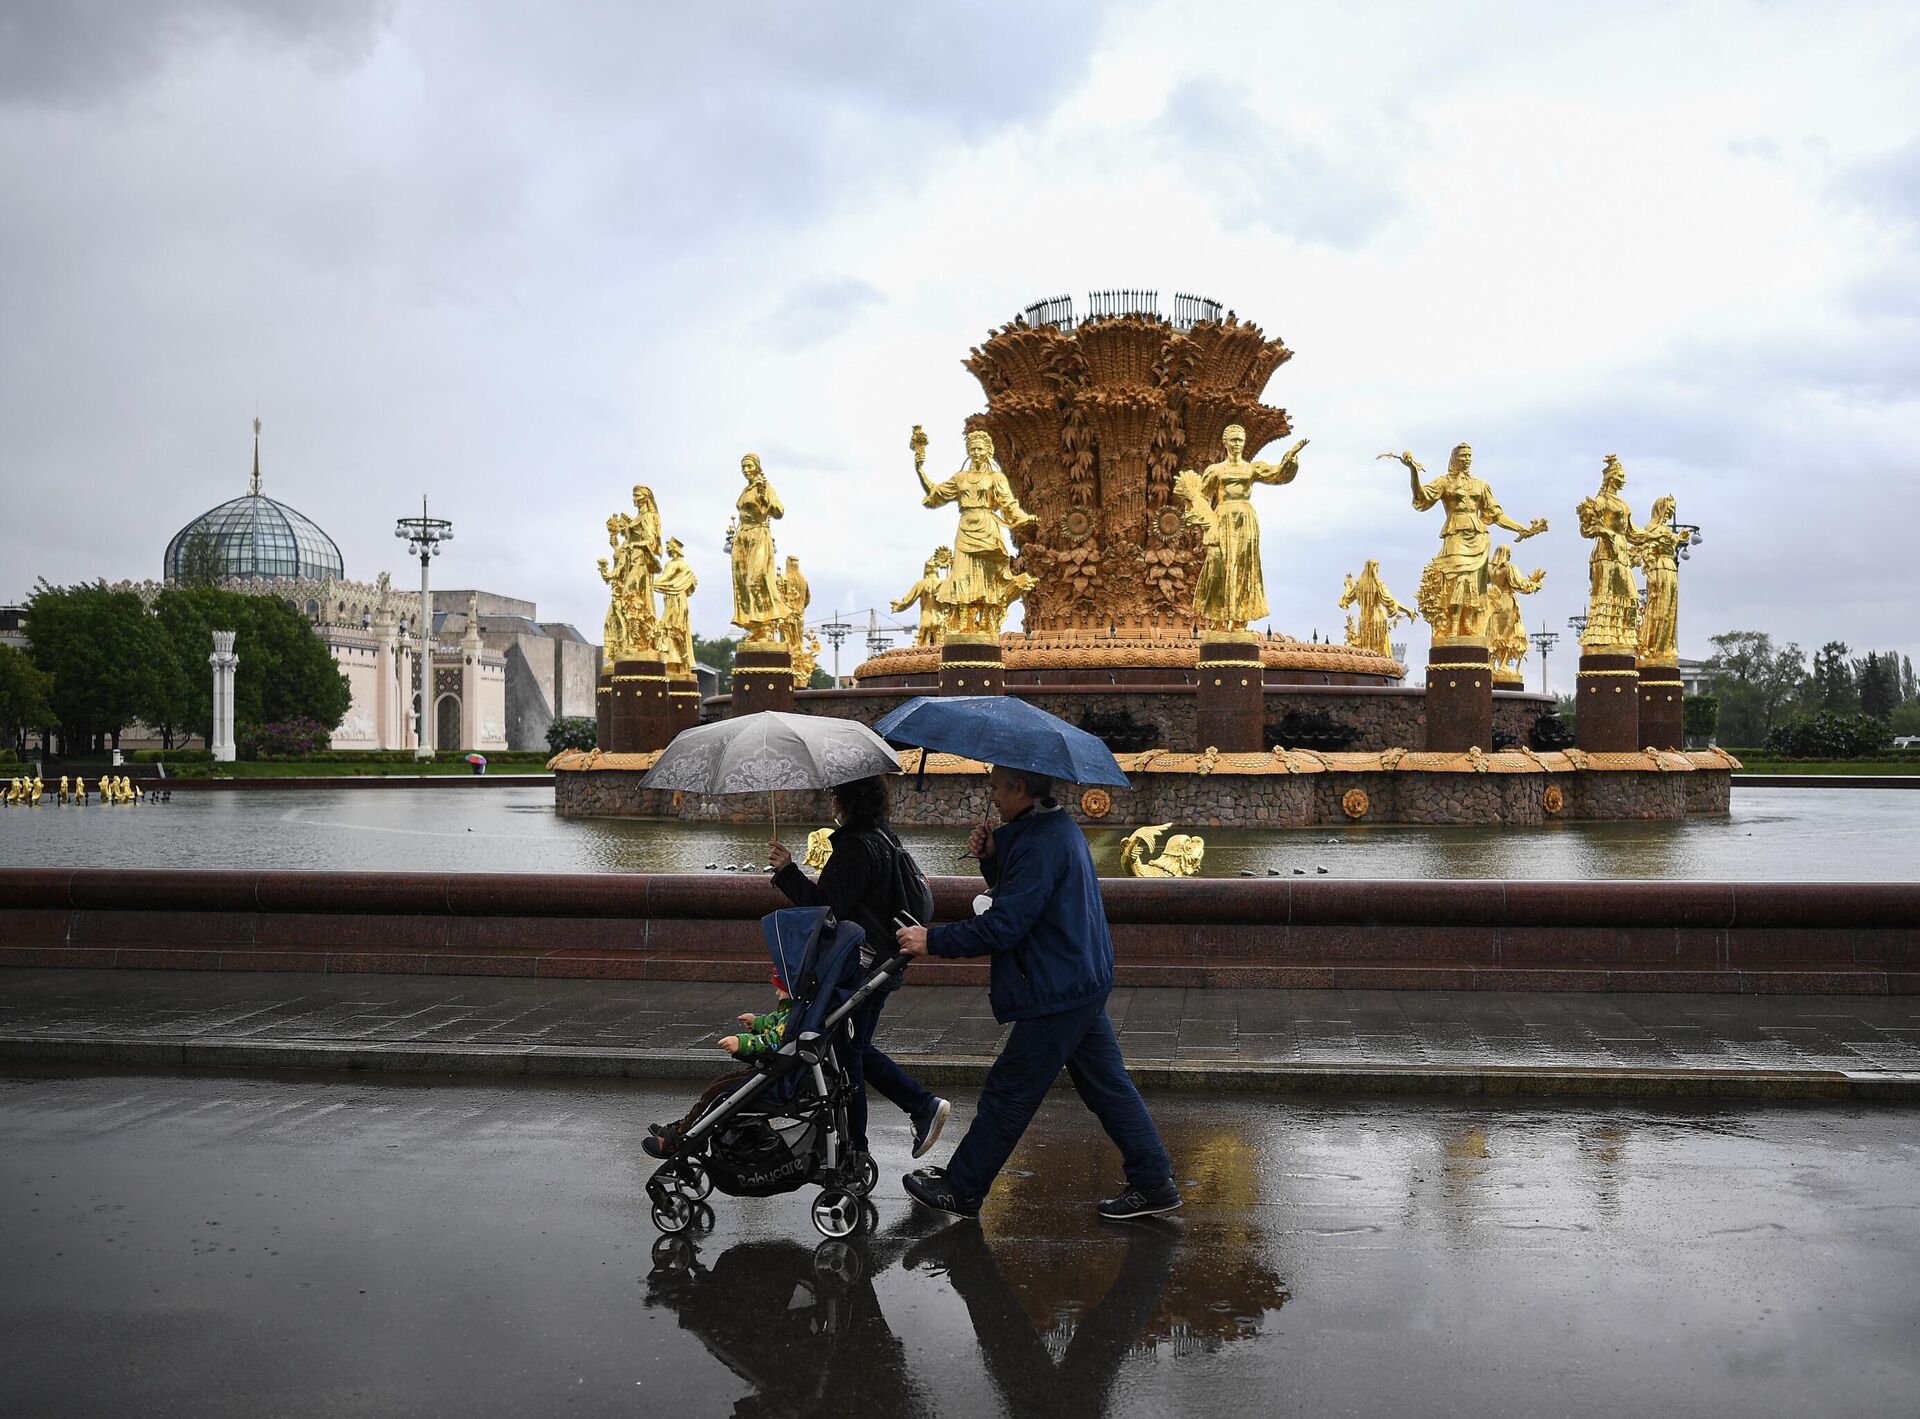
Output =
[{"x1": 3, "y1": 869, "x2": 1911, "y2": 995}]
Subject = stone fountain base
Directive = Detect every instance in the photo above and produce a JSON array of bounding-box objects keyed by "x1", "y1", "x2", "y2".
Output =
[{"x1": 549, "y1": 747, "x2": 1740, "y2": 828}]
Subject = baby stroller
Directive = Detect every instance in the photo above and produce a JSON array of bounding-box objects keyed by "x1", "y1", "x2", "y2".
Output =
[{"x1": 646, "y1": 906, "x2": 908, "y2": 1240}]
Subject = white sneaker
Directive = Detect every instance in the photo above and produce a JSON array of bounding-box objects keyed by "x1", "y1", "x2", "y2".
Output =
[{"x1": 911, "y1": 1097, "x2": 951, "y2": 1159}]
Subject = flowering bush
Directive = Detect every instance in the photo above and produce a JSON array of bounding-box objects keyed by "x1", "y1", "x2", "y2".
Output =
[{"x1": 238, "y1": 718, "x2": 331, "y2": 760}]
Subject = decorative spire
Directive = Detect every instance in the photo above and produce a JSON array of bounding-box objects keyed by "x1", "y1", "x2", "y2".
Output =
[{"x1": 250, "y1": 417, "x2": 262, "y2": 496}]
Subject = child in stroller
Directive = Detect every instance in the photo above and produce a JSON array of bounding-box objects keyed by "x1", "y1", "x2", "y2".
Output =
[
  {"x1": 642, "y1": 970, "x2": 792, "y2": 1160},
  {"x1": 646, "y1": 906, "x2": 911, "y2": 1240}
]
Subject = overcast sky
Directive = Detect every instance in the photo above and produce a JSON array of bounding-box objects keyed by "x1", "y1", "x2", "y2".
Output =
[{"x1": 3, "y1": 0, "x2": 1916, "y2": 690}]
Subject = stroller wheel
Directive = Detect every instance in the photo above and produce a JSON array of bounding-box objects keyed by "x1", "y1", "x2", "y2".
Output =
[
  {"x1": 844, "y1": 1153, "x2": 880, "y2": 1198},
  {"x1": 669, "y1": 1157, "x2": 713, "y2": 1202},
  {"x1": 651, "y1": 1234, "x2": 695, "y2": 1270},
  {"x1": 689, "y1": 1201, "x2": 716, "y2": 1235},
  {"x1": 813, "y1": 1239, "x2": 864, "y2": 1286},
  {"x1": 652, "y1": 1193, "x2": 694, "y2": 1235},
  {"x1": 812, "y1": 1188, "x2": 862, "y2": 1240}
]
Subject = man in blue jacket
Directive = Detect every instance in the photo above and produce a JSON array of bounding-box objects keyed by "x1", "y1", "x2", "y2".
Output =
[{"x1": 895, "y1": 765, "x2": 1179, "y2": 1220}]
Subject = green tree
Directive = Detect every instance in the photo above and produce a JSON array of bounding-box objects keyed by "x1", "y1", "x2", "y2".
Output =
[
  {"x1": 692, "y1": 634, "x2": 738, "y2": 692},
  {"x1": 1812, "y1": 641, "x2": 1855, "y2": 712},
  {"x1": 24, "y1": 580, "x2": 173, "y2": 753},
  {"x1": 1854, "y1": 650, "x2": 1901, "y2": 722},
  {"x1": 174, "y1": 528, "x2": 226, "y2": 588},
  {"x1": 1703, "y1": 630, "x2": 1805, "y2": 745},
  {"x1": 1682, "y1": 694, "x2": 1719, "y2": 747},
  {"x1": 545, "y1": 715, "x2": 596, "y2": 752},
  {"x1": 152, "y1": 587, "x2": 350, "y2": 744},
  {"x1": 1900, "y1": 654, "x2": 1917, "y2": 706},
  {"x1": 0, "y1": 645, "x2": 55, "y2": 753}
]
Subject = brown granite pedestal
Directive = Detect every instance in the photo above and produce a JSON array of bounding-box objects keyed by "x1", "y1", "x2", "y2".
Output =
[
  {"x1": 1637, "y1": 662, "x2": 1685, "y2": 751},
  {"x1": 940, "y1": 635, "x2": 1004, "y2": 696},
  {"x1": 668, "y1": 674, "x2": 702, "y2": 737},
  {"x1": 1577, "y1": 651, "x2": 1640, "y2": 752},
  {"x1": 595, "y1": 669, "x2": 611, "y2": 751},
  {"x1": 1424, "y1": 643, "x2": 1493, "y2": 752},
  {"x1": 1194, "y1": 637, "x2": 1266, "y2": 752},
  {"x1": 731, "y1": 644, "x2": 796, "y2": 717},
  {"x1": 608, "y1": 656, "x2": 671, "y2": 752}
]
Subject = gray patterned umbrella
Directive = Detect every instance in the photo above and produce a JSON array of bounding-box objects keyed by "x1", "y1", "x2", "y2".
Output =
[{"x1": 638, "y1": 711, "x2": 900, "y2": 833}]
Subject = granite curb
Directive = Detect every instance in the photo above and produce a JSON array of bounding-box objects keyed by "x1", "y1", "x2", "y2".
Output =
[{"x1": 4, "y1": 1034, "x2": 1915, "y2": 1101}]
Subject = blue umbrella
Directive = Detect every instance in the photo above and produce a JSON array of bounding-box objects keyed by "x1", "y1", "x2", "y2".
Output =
[{"x1": 872, "y1": 695, "x2": 1129, "y2": 787}]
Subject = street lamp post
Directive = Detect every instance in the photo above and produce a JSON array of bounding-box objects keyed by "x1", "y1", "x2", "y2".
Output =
[
  {"x1": 394, "y1": 497, "x2": 453, "y2": 760},
  {"x1": 1528, "y1": 621, "x2": 1560, "y2": 695},
  {"x1": 817, "y1": 612, "x2": 855, "y2": 685}
]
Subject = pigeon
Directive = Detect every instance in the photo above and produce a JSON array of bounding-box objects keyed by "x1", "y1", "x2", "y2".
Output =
[
  {"x1": 1238, "y1": 870, "x2": 1256, "y2": 877},
  {"x1": 703, "y1": 863, "x2": 718, "y2": 871},
  {"x1": 1266, "y1": 868, "x2": 1282, "y2": 876},
  {"x1": 1292, "y1": 867, "x2": 1306, "y2": 875},
  {"x1": 1315, "y1": 865, "x2": 1329, "y2": 874}
]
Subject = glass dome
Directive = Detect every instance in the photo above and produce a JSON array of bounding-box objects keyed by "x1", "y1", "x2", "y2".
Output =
[{"x1": 164, "y1": 492, "x2": 345, "y2": 583}]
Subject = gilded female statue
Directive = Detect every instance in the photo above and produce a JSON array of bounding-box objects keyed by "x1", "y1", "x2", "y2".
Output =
[
  {"x1": 1380, "y1": 443, "x2": 1547, "y2": 644},
  {"x1": 1173, "y1": 425, "x2": 1308, "y2": 634},
  {"x1": 1486, "y1": 545, "x2": 1546, "y2": 680},
  {"x1": 655, "y1": 535, "x2": 698, "y2": 674},
  {"x1": 597, "y1": 515, "x2": 630, "y2": 663},
  {"x1": 913, "y1": 426, "x2": 1038, "y2": 637},
  {"x1": 1575, "y1": 455, "x2": 1648, "y2": 652},
  {"x1": 730, "y1": 453, "x2": 788, "y2": 644},
  {"x1": 890, "y1": 547, "x2": 953, "y2": 646},
  {"x1": 1338, "y1": 559, "x2": 1414, "y2": 659},
  {"x1": 1635, "y1": 493, "x2": 1690, "y2": 665}
]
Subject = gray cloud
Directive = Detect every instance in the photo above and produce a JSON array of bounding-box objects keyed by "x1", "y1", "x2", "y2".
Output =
[
  {"x1": 1152, "y1": 77, "x2": 1411, "y2": 249},
  {"x1": 0, "y1": 0, "x2": 392, "y2": 106},
  {"x1": 753, "y1": 276, "x2": 886, "y2": 350}
]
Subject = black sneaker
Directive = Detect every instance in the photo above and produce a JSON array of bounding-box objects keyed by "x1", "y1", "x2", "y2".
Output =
[
  {"x1": 1095, "y1": 1179, "x2": 1183, "y2": 1220},
  {"x1": 902, "y1": 1166, "x2": 982, "y2": 1218},
  {"x1": 911, "y1": 1097, "x2": 951, "y2": 1159}
]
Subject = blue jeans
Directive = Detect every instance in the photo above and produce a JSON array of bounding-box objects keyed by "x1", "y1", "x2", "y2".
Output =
[
  {"x1": 845, "y1": 991, "x2": 937, "y2": 1152},
  {"x1": 944, "y1": 997, "x2": 1172, "y2": 1201}
]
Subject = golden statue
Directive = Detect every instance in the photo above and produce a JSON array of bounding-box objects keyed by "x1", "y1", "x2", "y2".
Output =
[
  {"x1": 1381, "y1": 444, "x2": 1547, "y2": 645},
  {"x1": 1487, "y1": 545, "x2": 1547, "y2": 681},
  {"x1": 30, "y1": 777, "x2": 44, "y2": 805},
  {"x1": 1174, "y1": 425, "x2": 1308, "y2": 634},
  {"x1": 1337, "y1": 559, "x2": 1414, "y2": 659},
  {"x1": 58, "y1": 775, "x2": 69, "y2": 803},
  {"x1": 790, "y1": 630, "x2": 823, "y2": 688},
  {"x1": 654, "y1": 536, "x2": 698, "y2": 675},
  {"x1": 1635, "y1": 493, "x2": 1691, "y2": 665},
  {"x1": 72, "y1": 775, "x2": 86, "y2": 803},
  {"x1": 802, "y1": 827, "x2": 835, "y2": 870},
  {"x1": 597, "y1": 486, "x2": 664, "y2": 665},
  {"x1": 1575, "y1": 455, "x2": 1647, "y2": 653},
  {"x1": 777, "y1": 554, "x2": 810, "y2": 651},
  {"x1": 730, "y1": 453, "x2": 788, "y2": 645},
  {"x1": 890, "y1": 547, "x2": 953, "y2": 647},
  {"x1": 913, "y1": 425, "x2": 1038, "y2": 638},
  {"x1": 1121, "y1": 823, "x2": 1206, "y2": 878},
  {"x1": 4, "y1": 778, "x2": 17, "y2": 804}
]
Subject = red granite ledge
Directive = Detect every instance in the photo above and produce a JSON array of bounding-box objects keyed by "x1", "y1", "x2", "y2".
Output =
[
  {"x1": 1497, "y1": 926, "x2": 1701, "y2": 967},
  {"x1": 1599, "y1": 969, "x2": 1745, "y2": 993},
  {"x1": 112, "y1": 947, "x2": 226, "y2": 970},
  {"x1": 215, "y1": 949, "x2": 330, "y2": 973},
  {"x1": 1472, "y1": 967, "x2": 1614, "y2": 992},
  {"x1": 0, "y1": 944, "x2": 119, "y2": 968},
  {"x1": 67, "y1": 869, "x2": 260, "y2": 913},
  {"x1": 255, "y1": 871, "x2": 451, "y2": 915},
  {"x1": 70, "y1": 908, "x2": 257, "y2": 948},
  {"x1": 1736, "y1": 969, "x2": 1889, "y2": 996},
  {"x1": 0, "y1": 868, "x2": 77, "y2": 910},
  {"x1": 1730, "y1": 882, "x2": 1917, "y2": 930},
  {"x1": 452, "y1": 873, "x2": 650, "y2": 919},
  {"x1": 1505, "y1": 881, "x2": 1736, "y2": 930},
  {"x1": 534, "y1": 955, "x2": 654, "y2": 980},
  {"x1": 415, "y1": 952, "x2": 543, "y2": 977},
  {"x1": 0, "y1": 908, "x2": 80, "y2": 944},
  {"x1": 1888, "y1": 972, "x2": 1920, "y2": 995},
  {"x1": 324, "y1": 951, "x2": 431, "y2": 974}
]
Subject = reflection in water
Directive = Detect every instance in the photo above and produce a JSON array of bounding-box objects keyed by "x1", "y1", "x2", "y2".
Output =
[
  {"x1": 3, "y1": 785, "x2": 1911, "y2": 881},
  {"x1": 645, "y1": 1230, "x2": 930, "y2": 1419},
  {"x1": 645, "y1": 1211, "x2": 1287, "y2": 1419}
]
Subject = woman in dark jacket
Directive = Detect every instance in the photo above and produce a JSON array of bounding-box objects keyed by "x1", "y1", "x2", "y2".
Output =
[{"x1": 769, "y1": 775, "x2": 950, "y2": 1165}]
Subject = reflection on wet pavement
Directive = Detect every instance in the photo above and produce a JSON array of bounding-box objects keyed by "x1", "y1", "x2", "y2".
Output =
[
  {"x1": 2, "y1": 785, "x2": 1916, "y2": 879},
  {"x1": 2, "y1": 1072, "x2": 1917, "y2": 1417}
]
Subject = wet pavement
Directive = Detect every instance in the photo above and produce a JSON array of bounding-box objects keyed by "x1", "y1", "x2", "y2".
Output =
[
  {"x1": 4, "y1": 968, "x2": 1919, "y2": 1090},
  {"x1": 1, "y1": 1069, "x2": 1916, "y2": 1418},
  {"x1": 4, "y1": 783, "x2": 1919, "y2": 879}
]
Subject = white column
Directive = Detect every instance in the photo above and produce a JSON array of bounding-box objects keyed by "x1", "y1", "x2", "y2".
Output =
[{"x1": 209, "y1": 630, "x2": 238, "y2": 763}]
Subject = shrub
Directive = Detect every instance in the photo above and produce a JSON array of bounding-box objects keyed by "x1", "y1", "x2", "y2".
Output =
[
  {"x1": 127, "y1": 749, "x2": 214, "y2": 764},
  {"x1": 239, "y1": 717, "x2": 331, "y2": 760},
  {"x1": 1682, "y1": 695, "x2": 1718, "y2": 744},
  {"x1": 1762, "y1": 711, "x2": 1893, "y2": 760},
  {"x1": 545, "y1": 716, "x2": 597, "y2": 752}
]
